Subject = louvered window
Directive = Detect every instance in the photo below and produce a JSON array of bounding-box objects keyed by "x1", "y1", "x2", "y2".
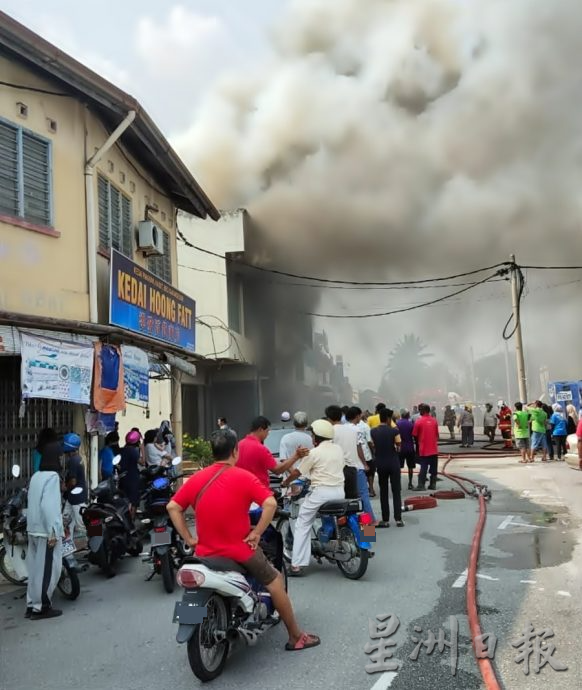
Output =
[
  {"x1": 0, "y1": 119, "x2": 52, "y2": 226},
  {"x1": 148, "y1": 230, "x2": 172, "y2": 284},
  {"x1": 98, "y1": 175, "x2": 133, "y2": 257}
]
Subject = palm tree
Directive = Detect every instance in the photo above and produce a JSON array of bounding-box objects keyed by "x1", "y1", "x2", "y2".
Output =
[{"x1": 379, "y1": 334, "x2": 433, "y2": 406}]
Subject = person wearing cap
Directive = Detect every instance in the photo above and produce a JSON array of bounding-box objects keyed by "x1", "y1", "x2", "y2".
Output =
[
  {"x1": 279, "y1": 412, "x2": 314, "y2": 469},
  {"x1": 62, "y1": 432, "x2": 87, "y2": 542},
  {"x1": 282, "y1": 419, "x2": 345, "y2": 576}
]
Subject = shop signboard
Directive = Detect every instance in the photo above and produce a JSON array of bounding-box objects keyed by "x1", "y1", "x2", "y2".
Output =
[
  {"x1": 20, "y1": 331, "x2": 93, "y2": 404},
  {"x1": 110, "y1": 250, "x2": 196, "y2": 352}
]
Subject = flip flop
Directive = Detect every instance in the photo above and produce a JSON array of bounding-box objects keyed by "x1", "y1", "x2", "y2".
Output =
[
  {"x1": 289, "y1": 567, "x2": 304, "y2": 577},
  {"x1": 519, "y1": 460, "x2": 528, "y2": 464},
  {"x1": 285, "y1": 632, "x2": 321, "y2": 651}
]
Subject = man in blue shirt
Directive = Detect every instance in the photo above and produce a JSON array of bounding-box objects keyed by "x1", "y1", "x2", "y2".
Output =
[
  {"x1": 62, "y1": 433, "x2": 88, "y2": 542},
  {"x1": 99, "y1": 431, "x2": 119, "y2": 479},
  {"x1": 550, "y1": 404, "x2": 568, "y2": 461}
]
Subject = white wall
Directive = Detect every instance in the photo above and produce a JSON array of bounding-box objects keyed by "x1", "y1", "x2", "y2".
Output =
[
  {"x1": 177, "y1": 210, "x2": 254, "y2": 363},
  {"x1": 118, "y1": 377, "x2": 172, "y2": 439}
]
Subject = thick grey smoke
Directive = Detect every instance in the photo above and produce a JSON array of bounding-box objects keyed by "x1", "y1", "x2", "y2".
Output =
[{"x1": 174, "y1": 0, "x2": 582, "y2": 392}]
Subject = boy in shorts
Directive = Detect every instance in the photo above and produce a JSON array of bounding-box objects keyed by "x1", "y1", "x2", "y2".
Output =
[{"x1": 513, "y1": 402, "x2": 531, "y2": 463}]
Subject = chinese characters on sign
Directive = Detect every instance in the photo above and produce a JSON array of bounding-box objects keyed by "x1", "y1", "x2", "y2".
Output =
[
  {"x1": 364, "y1": 615, "x2": 567, "y2": 677},
  {"x1": 110, "y1": 250, "x2": 196, "y2": 352}
]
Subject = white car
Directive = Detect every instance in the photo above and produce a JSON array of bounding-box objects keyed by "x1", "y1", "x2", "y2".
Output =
[{"x1": 564, "y1": 434, "x2": 582, "y2": 470}]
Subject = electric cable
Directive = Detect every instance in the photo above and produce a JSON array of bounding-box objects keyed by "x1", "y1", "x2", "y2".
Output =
[
  {"x1": 306, "y1": 269, "x2": 508, "y2": 319},
  {"x1": 177, "y1": 228, "x2": 511, "y2": 286},
  {"x1": 502, "y1": 263, "x2": 525, "y2": 340}
]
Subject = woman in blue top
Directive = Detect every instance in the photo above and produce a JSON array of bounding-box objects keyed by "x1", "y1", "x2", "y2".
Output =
[
  {"x1": 32, "y1": 428, "x2": 58, "y2": 474},
  {"x1": 550, "y1": 404, "x2": 568, "y2": 461}
]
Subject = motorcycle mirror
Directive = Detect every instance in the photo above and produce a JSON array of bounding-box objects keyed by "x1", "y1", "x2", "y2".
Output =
[
  {"x1": 112, "y1": 455, "x2": 121, "y2": 466},
  {"x1": 172, "y1": 456, "x2": 182, "y2": 466},
  {"x1": 11, "y1": 464, "x2": 21, "y2": 478},
  {"x1": 70, "y1": 486, "x2": 83, "y2": 495}
]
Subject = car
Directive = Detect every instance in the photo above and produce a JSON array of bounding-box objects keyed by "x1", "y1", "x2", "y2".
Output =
[
  {"x1": 264, "y1": 427, "x2": 294, "y2": 459},
  {"x1": 564, "y1": 433, "x2": 582, "y2": 470}
]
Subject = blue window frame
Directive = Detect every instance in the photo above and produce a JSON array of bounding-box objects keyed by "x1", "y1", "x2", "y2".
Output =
[{"x1": 0, "y1": 118, "x2": 53, "y2": 226}]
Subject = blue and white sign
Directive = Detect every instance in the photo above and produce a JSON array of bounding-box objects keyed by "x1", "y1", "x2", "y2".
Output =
[
  {"x1": 110, "y1": 250, "x2": 196, "y2": 352},
  {"x1": 121, "y1": 345, "x2": 149, "y2": 405}
]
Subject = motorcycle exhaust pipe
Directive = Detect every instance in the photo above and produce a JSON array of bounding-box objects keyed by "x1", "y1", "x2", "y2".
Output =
[{"x1": 225, "y1": 627, "x2": 259, "y2": 646}]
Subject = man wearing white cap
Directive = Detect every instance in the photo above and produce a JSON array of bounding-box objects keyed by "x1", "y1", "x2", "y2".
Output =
[{"x1": 282, "y1": 419, "x2": 345, "y2": 576}]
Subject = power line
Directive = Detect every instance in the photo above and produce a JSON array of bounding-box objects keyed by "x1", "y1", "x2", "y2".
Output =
[
  {"x1": 177, "y1": 227, "x2": 511, "y2": 287},
  {"x1": 521, "y1": 264, "x2": 582, "y2": 270},
  {"x1": 307, "y1": 269, "x2": 507, "y2": 318}
]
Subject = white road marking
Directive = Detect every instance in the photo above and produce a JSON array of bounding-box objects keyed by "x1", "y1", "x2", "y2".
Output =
[
  {"x1": 557, "y1": 591, "x2": 571, "y2": 597},
  {"x1": 538, "y1": 587, "x2": 545, "y2": 591},
  {"x1": 498, "y1": 515, "x2": 515, "y2": 530},
  {"x1": 476, "y1": 574, "x2": 499, "y2": 581},
  {"x1": 370, "y1": 672, "x2": 398, "y2": 690},
  {"x1": 520, "y1": 580, "x2": 537, "y2": 584},
  {"x1": 507, "y1": 521, "x2": 553, "y2": 530},
  {"x1": 452, "y1": 569, "x2": 468, "y2": 588},
  {"x1": 520, "y1": 490, "x2": 530, "y2": 497}
]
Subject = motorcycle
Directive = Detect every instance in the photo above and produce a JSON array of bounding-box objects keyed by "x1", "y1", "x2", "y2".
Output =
[
  {"x1": 80, "y1": 456, "x2": 142, "y2": 577},
  {"x1": 140, "y1": 457, "x2": 192, "y2": 593},
  {"x1": 172, "y1": 506, "x2": 289, "y2": 682},
  {"x1": 0, "y1": 464, "x2": 81, "y2": 600},
  {"x1": 276, "y1": 478, "x2": 375, "y2": 580}
]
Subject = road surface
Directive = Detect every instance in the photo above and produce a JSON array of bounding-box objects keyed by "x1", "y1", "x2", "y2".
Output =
[{"x1": 1, "y1": 453, "x2": 581, "y2": 690}]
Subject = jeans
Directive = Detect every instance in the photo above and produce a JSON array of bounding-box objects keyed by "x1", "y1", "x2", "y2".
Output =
[
  {"x1": 377, "y1": 466, "x2": 402, "y2": 522},
  {"x1": 418, "y1": 455, "x2": 438, "y2": 484},
  {"x1": 461, "y1": 427, "x2": 474, "y2": 446},
  {"x1": 357, "y1": 469, "x2": 376, "y2": 521}
]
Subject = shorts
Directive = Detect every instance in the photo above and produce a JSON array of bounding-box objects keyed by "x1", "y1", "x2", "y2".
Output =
[
  {"x1": 531, "y1": 431, "x2": 547, "y2": 451},
  {"x1": 516, "y1": 438, "x2": 530, "y2": 450},
  {"x1": 399, "y1": 451, "x2": 416, "y2": 469},
  {"x1": 242, "y1": 547, "x2": 279, "y2": 586}
]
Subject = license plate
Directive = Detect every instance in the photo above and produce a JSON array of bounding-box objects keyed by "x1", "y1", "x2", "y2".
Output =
[
  {"x1": 360, "y1": 525, "x2": 376, "y2": 540},
  {"x1": 87, "y1": 524, "x2": 103, "y2": 537},
  {"x1": 62, "y1": 538, "x2": 76, "y2": 556},
  {"x1": 152, "y1": 529, "x2": 172, "y2": 546}
]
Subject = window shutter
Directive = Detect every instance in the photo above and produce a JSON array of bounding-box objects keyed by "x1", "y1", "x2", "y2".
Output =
[
  {"x1": 121, "y1": 194, "x2": 132, "y2": 257},
  {"x1": 98, "y1": 175, "x2": 110, "y2": 249},
  {"x1": 162, "y1": 230, "x2": 171, "y2": 283},
  {"x1": 109, "y1": 185, "x2": 121, "y2": 251},
  {"x1": 22, "y1": 132, "x2": 51, "y2": 225},
  {"x1": 0, "y1": 122, "x2": 20, "y2": 218}
]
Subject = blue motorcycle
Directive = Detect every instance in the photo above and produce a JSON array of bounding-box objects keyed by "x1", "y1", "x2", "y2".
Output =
[{"x1": 276, "y1": 479, "x2": 375, "y2": 580}]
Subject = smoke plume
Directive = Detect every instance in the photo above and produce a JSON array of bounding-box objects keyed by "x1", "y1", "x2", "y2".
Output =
[{"x1": 174, "y1": 0, "x2": 582, "y2": 393}]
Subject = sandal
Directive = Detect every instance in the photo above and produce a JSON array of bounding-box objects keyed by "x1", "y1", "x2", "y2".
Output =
[
  {"x1": 285, "y1": 632, "x2": 321, "y2": 651},
  {"x1": 289, "y1": 567, "x2": 304, "y2": 577},
  {"x1": 519, "y1": 459, "x2": 528, "y2": 464}
]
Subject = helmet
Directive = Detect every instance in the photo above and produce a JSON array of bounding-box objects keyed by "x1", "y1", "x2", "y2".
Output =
[
  {"x1": 281, "y1": 411, "x2": 291, "y2": 423},
  {"x1": 62, "y1": 433, "x2": 81, "y2": 453},
  {"x1": 125, "y1": 430, "x2": 141, "y2": 445},
  {"x1": 311, "y1": 419, "x2": 334, "y2": 440},
  {"x1": 293, "y1": 411, "x2": 308, "y2": 428}
]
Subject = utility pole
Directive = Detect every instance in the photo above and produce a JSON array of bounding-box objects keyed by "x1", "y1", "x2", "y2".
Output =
[
  {"x1": 504, "y1": 339, "x2": 512, "y2": 405},
  {"x1": 510, "y1": 254, "x2": 528, "y2": 403}
]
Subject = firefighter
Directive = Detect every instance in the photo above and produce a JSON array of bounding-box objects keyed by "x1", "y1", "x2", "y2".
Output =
[{"x1": 497, "y1": 401, "x2": 513, "y2": 449}]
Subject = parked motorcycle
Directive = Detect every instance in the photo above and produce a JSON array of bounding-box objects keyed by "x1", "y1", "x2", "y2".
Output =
[
  {"x1": 0, "y1": 464, "x2": 81, "y2": 600},
  {"x1": 276, "y1": 478, "x2": 375, "y2": 580},
  {"x1": 80, "y1": 456, "x2": 142, "y2": 577},
  {"x1": 140, "y1": 457, "x2": 191, "y2": 593},
  {"x1": 172, "y1": 506, "x2": 289, "y2": 682}
]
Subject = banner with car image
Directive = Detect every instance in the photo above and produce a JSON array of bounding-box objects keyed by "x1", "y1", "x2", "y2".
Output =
[{"x1": 20, "y1": 331, "x2": 93, "y2": 404}]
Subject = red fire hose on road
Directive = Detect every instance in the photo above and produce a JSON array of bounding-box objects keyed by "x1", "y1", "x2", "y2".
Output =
[{"x1": 441, "y1": 455, "x2": 502, "y2": 690}]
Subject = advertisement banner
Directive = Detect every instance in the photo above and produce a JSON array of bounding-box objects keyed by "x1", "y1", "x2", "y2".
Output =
[
  {"x1": 122, "y1": 345, "x2": 149, "y2": 404},
  {"x1": 110, "y1": 250, "x2": 196, "y2": 352},
  {"x1": 20, "y1": 331, "x2": 93, "y2": 404}
]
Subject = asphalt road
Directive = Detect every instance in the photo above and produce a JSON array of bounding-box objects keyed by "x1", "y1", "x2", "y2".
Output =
[{"x1": 1, "y1": 452, "x2": 581, "y2": 690}]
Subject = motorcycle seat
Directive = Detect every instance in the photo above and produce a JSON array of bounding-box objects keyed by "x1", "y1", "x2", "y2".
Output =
[
  {"x1": 318, "y1": 499, "x2": 361, "y2": 515},
  {"x1": 183, "y1": 555, "x2": 247, "y2": 575}
]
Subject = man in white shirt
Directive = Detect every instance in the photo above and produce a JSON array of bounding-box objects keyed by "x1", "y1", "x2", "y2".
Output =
[
  {"x1": 346, "y1": 406, "x2": 377, "y2": 524},
  {"x1": 282, "y1": 419, "x2": 345, "y2": 576},
  {"x1": 357, "y1": 410, "x2": 375, "y2": 497},
  {"x1": 279, "y1": 412, "x2": 314, "y2": 467},
  {"x1": 326, "y1": 404, "x2": 360, "y2": 499}
]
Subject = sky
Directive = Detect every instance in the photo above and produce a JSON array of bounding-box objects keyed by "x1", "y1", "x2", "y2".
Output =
[{"x1": 1, "y1": 0, "x2": 282, "y2": 133}]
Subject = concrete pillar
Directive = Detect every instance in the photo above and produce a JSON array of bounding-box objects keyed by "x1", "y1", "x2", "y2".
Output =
[{"x1": 171, "y1": 368, "x2": 183, "y2": 457}]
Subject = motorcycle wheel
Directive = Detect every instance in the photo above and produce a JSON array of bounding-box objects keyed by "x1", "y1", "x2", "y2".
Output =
[
  {"x1": 336, "y1": 526, "x2": 369, "y2": 580},
  {"x1": 0, "y1": 545, "x2": 27, "y2": 586},
  {"x1": 57, "y1": 560, "x2": 80, "y2": 600},
  {"x1": 275, "y1": 517, "x2": 294, "y2": 563},
  {"x1": 96, "y1": 542, "x2": 115, "y2": 578},
  {"x1": 187, "y1": 594, "x2": 229, "y2": 682},
  {"x1": 160, "y1": 551, "x2": 175, "y2": 593},
  {"x1": 126, "y1": 540, "x2": 143, "y2": 557}
]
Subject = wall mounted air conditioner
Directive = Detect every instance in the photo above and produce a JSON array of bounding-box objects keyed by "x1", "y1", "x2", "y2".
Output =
[{"x1": 137, "y1": 220, "x2": 163, "y2": 256}]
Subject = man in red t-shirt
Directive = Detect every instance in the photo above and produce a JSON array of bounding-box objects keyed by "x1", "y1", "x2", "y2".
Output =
[
  {"x1": 412, "y1": 403, "x2": 439, "y2": 491},
  {"x1": 167, "y1": 429, "x2": 320, "y2": 652},
  {"x1": 236, "y1": 416, "x2": 309, "y2": 487}
]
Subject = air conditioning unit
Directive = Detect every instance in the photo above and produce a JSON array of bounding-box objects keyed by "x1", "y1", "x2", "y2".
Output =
[{"x1": 137, "y1": 220, "x2": 164, "y2": 256}]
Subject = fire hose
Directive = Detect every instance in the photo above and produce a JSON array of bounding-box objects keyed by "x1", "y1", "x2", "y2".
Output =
[{"x1": 440, "y1": 455, "x2": 502, "y2": 690}]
